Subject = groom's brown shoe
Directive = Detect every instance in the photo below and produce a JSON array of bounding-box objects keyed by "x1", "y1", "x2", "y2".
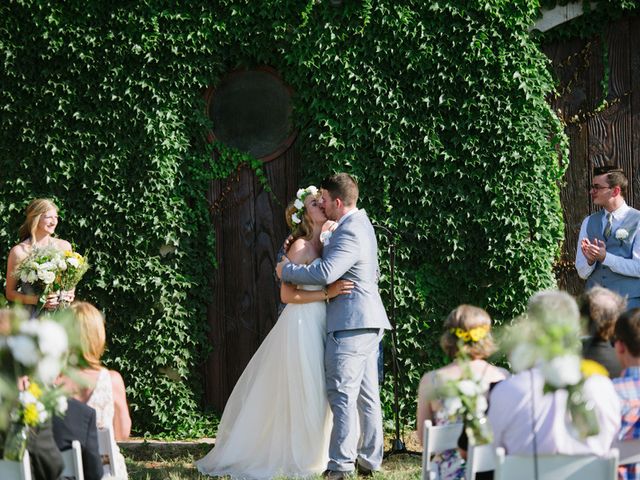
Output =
[
  {"x1": 355, "y1": 463, "x2": 374, "y2": 477},
  {"x1": 322, "y1": 469, "x2": 355, "y2": 480}
]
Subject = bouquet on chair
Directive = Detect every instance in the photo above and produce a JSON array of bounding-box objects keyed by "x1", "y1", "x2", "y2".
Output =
[
  {"x1": 0, "y1": 307, "x2": 74, "y2": 461},
  {"x1": 503, "y1": 306, "x2": 602, "y2": 439},
  {"x1": 438, "y1": 355, "x2": 493, "y2": 446}
]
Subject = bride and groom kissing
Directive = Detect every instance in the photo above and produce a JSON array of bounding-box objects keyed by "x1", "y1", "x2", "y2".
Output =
[{"x1": 196, "y1": 172, "x2": 392, "y2": 479}]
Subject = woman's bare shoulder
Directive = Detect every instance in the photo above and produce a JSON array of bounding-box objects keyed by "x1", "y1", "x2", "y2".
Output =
[
  {"x1": 288, "y1": 238, "x2": 317, "y2": 264},
  {"x1": 54, "y1": 238, "x2": 72, "y2": 251},
  {"x1": 8, "y1": 242, "x2": 29, "y2": 261}
]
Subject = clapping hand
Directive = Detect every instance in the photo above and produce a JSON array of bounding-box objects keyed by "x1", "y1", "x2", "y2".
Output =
[{"x1": 581, "y1": 237, "x2": 607, "y2": 265}]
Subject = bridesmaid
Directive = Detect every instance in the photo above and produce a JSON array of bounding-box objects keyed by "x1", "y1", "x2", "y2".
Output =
[{"x1": 5, "y1": 198, "x2": 74, "y2": 315}]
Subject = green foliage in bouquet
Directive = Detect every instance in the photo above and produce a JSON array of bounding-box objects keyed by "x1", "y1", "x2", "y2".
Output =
[
  {"x1": 3, "y1": 0, "x2": 630, "y2": 434},
  {"x1": 0, "y1": 307, "x2": 75, "y2": 459}
]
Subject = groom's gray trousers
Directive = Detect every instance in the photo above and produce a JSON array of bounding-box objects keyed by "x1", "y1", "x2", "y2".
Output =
[{"x1": 325, "y1": 327, "x2": 384, "y2": 472}]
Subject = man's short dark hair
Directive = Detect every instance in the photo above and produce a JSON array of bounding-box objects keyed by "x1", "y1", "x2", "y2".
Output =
[
  {"x1": 321, "y1": 173, "x2": 359, "y2": 207},
  {"x1": 593, "y1": 165, "x2": 628, "y2": 197},
  {"x1": 579, "y1": 286, "x2": 626, "y2": 340},
  {"x1": 614, "y1": 308, "x2": 640, "y2": 357}
]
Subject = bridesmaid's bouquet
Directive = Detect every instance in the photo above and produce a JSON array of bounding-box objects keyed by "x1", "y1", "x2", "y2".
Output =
[
  {"x1": 14, "y1": 246, "x2": 90, "y2": 310},
  {"x1": 57, "y1": 250, "x2": 89, "y2": 308},
  {"x1": 14, "y1": 246, "x2": 64, "y2": 308}
]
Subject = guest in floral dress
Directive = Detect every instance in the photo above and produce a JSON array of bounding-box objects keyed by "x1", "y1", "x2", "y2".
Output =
[{"x1": 416, "y1": 305, "x2": 507, "y2": 480}]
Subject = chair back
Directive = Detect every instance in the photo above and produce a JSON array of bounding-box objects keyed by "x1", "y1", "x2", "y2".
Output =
[
  {"x1": 494, "y1": 447, "x2": 619, "y2": 480},
  {"x1": 465, "y1": 443, "x2": 496, "y2": 480},
  {"x1": 60, "y1": 440, "x2": 85, "y2": 480},
  {"x1": 97, "y1": 427, "x2": 117, "y2": 477},
  {"x1": 615, "y1": 438, "x2": 640, "y2": 466},
  {"x1": 0, "y1": 449, "x2": 33, "y2": 480},
  {"x1": 422, "y1": 419, "x2": 464, "y2": 480}
]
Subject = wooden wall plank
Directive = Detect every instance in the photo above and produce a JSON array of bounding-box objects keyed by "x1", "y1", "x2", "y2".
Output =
[{"x1": 631, "y1": 16, "x2": 640, "y2": 210}]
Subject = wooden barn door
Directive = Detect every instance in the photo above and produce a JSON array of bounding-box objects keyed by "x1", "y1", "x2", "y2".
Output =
[
  {"x1": 202, "y1": 68, "x2": 301, "y2": 411},
  {"x1": 541, "y1": 15, "x2": 640, "y2": 295}
]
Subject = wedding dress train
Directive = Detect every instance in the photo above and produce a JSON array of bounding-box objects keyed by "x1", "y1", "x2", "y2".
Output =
[{"x1": 196, "y1": 279, "x2": 331, "y2": 479}]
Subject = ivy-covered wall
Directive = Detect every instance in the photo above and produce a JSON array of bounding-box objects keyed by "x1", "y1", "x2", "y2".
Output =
[{"x1": 1, "y1": 0, "x2": 571, "y2": 435}]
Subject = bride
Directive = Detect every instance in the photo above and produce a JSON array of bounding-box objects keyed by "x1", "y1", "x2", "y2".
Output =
[{"x1": 196, "y1": 186, "x2": 353, "y2": 479}]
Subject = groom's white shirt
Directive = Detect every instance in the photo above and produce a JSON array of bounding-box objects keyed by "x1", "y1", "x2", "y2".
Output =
[{"x1": 336, "y1": 207, "x2": 358, "y2": 226}]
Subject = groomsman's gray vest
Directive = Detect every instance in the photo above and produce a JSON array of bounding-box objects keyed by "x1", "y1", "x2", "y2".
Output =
[{"x1": 585, "y1": 208, "x2": 640, "y2": 299}]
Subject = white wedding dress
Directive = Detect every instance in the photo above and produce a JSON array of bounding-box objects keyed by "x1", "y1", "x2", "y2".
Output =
[{"x1": 196, "y1": 268, "x2": 332, "y2": 479}]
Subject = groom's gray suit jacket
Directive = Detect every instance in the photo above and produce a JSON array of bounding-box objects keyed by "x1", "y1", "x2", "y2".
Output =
[{"x1": 281, "y1": 209, "x2": 391, "y2": 333}]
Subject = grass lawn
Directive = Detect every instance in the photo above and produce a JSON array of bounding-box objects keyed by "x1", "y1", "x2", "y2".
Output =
[{"x1": 124, "y1": 434, "x2": 423, "y2": 480}]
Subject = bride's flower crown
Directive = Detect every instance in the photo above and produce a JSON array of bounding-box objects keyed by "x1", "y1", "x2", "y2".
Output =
[
  {"x1": 450, "y1": 324, "x2": 490, "y2": 343},
  {"x1": 291, "y1": 185, "x2": 319, "y2": 229}
]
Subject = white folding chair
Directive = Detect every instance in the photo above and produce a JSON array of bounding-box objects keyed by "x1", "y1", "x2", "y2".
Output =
[
  {"x1": 0, "y1": 449, "x2": 33, "y2": 480},
  {"x1": 615, "y1": 438, "x2": 640, "y2": 467},
  {"x1": 494, "y1": 447, "x2": 619, "y2": 480},
  {"x1": 465, "y1": 443, "x2": 496, "y2": 480},
  {"x1": 60, "y1": 440, "x2": 85, "y2": 480},
  {"x1": 422, "y1": 419, "x2": 464, "y2": 480},
  {"x1": 97, "y1": 427, "x2": 117, "y2": 478}
]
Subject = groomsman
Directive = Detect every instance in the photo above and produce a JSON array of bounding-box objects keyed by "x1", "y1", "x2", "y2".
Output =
[{"x1": 576, "y1": 166, "x2": 640, "y2": 309}]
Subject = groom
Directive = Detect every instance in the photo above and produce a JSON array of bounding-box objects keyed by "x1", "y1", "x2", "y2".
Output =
[{"x1": 277, "y1": 173, "x2": 391, "y2": 479}]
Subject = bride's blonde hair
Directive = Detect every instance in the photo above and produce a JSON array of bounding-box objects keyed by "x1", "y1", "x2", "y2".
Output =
[{"x1": 18, "y1": 198, "x2": 58, "y2": 243}]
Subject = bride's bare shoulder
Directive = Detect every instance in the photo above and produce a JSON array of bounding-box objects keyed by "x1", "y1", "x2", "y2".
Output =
[{"x1": 287, "y1": 239, "x2": 316, "y2": 264}]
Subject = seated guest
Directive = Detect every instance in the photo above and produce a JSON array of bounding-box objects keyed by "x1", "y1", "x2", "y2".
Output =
[
  {"x1": 417, "y1": 305, "x2": 508, "y2": 480},
  {"x1": 62, "y1": 301, "x2": 131, "y2": 479},
  {"x1": 26, "y1": 421, "x2": 64, "y2": 480},
  {"x1": 581, "y1": 286, "x2": 625, "y2": 377},
  {"x1": 611, "y1": 308, "x2": 640, "y2": 480},
  {"x1": 52, "y1": 398, "x2": 103, "y2": 480},
  {"x1": 489, "y1": 291, "x2": 621, "y2": 457}
]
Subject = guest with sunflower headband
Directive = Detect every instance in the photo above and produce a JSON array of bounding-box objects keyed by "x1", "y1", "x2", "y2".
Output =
[{"x1": 416, "y1": 305, "x2": 508, "y2": 480}]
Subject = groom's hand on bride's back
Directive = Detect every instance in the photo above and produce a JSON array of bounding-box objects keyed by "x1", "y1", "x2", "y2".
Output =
[{"x1": 276, "y1": 256, "x2": 290, "y2": 279}]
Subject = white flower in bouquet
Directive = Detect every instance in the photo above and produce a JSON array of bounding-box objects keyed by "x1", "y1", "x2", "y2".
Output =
[
  {"x1": 476, "y1": 394, "x2": 488, "y2": 415},
  {"x1": 458, "y1": 379, "x2": 480, "y2": 397},
  {"x1": 443, "y1": 396, "x2": 463, "y2": 417},
  {"x1": 37, "y1": 320, "x2": 68, "y2": 358},
  {"x1": 508, "y1": 342, "x2": 538, "y2": 373},
  {"x1": 37, "y1": 269, "x2": 56, "y2": 284},
  {"x1": 615, "y1": 228, "x2": 629, "y2": 241},
  {"x1": 57, "y1": 259, "x2": 67, "y2": 271},
  {"x1": 56, "y1": 395, "x2": 68, "y2": 415},
  {"x1": 541, "y1": 354, "x2": 582, "y2": 388},
  {"x1": 7, "y1": 335, "x2": 39, "y2": 366},
  {"x1": 66, "y1": 256, "x2": 80, "y2": 268},
  {"x1": 37, "y1": 356, "x2": 63, "y2": 384}
]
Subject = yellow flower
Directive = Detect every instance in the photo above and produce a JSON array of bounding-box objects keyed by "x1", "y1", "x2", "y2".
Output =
[
  {"x1": 469, "y1": 325, "x2": 489, "y2": 342},
  {"x1": 64, "y1": 250, "x2": 74, "y2": 257},
  {"x1": 27, "y1": 382, "x2": 42, "y2": 399},
  {"x1": 23, "y1": 404, "x2": 39, "y2": 426},
  {"x1": 581, "y1": 359, "x2": 609, "y2": 378}
]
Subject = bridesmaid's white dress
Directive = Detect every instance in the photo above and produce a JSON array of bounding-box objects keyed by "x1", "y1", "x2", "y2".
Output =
[{"x1": 196, "y1": 268, "x2": 331, "y2": 479}]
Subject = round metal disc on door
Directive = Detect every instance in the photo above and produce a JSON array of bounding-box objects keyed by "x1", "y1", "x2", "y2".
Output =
[{"x1": 207, "y1": 69, "x2": 295, "y2": 162}]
